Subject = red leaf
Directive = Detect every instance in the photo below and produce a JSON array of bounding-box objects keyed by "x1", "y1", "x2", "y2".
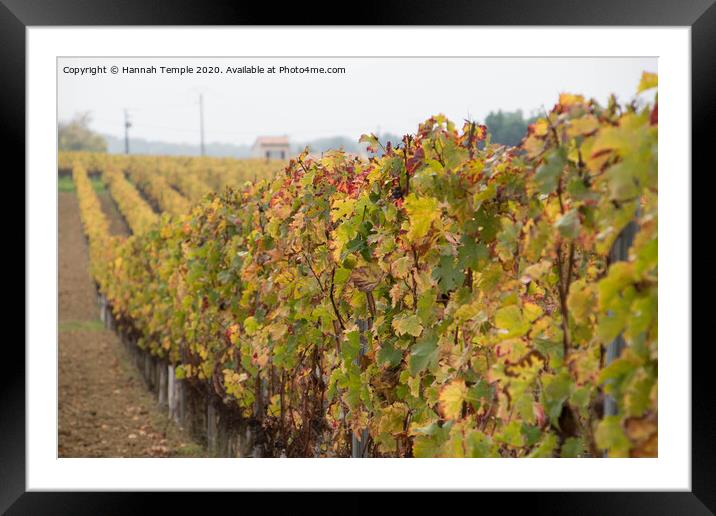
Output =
[{"x1": 650, "y1": 103, "x2": 658, "y2": 126}]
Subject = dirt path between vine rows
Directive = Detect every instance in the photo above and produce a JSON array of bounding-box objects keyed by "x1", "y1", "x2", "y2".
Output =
[
  {"x1": 58, "y1": 191, "x2": 206, "y2": 457},
  {"x1": 98, "y1": 191, "x2": 131, "y2": 237}
]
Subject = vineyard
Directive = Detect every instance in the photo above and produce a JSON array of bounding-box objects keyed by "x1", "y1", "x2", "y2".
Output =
[{"x1": 61, "y1": 73, "x2": 658, "y2": 458}]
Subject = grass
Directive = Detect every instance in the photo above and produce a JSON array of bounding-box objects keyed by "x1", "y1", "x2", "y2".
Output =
[
  {"x1": 58, "y1": 175, "x2": 75, "y2": 192},
  {"x1": 57, "y1": 175, "x2": 106, "y2": 193},
  {"x1": 173, "y1": 442, "x2": 207, "y2": 457},
  {"x1": 59, "y1": 319, "x2": 106, "y2": 332}
]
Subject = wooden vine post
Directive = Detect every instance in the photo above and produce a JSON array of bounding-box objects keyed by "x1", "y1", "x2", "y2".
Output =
[
  {"x1": 351, "y1": 318, "x2": 371, "y2": 457},
  {"x1": 604, "y1": 219, "x2": 638, "y2": 417}
]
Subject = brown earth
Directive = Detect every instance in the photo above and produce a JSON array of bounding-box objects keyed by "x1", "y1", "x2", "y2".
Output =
[
  {"x1": 58, "y1": 191, "x2": 205, "y2": 457},
  {"x1": 98, "y1": 191, "x2": 131, "y2": 237}
]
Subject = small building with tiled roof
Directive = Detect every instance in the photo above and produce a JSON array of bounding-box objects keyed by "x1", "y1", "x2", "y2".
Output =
[{"x1": 252, "y1": 136, "x2": 290, "y2": 160}]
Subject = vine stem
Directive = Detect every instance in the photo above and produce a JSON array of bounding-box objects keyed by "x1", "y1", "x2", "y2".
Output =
[
  {"x1": 329, "y1": 267, "x2": 346, "y2": 331},
  {"x1": 555, "y1": 240, "x2": 575, "y2": 359}
]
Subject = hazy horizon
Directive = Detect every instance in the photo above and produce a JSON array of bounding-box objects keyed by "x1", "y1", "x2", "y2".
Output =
[{"x1": 59, "y1": 57, "x2": 656, "y2": 148}]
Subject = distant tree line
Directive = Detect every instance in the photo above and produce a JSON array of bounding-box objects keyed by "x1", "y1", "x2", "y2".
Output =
[
  {"x1": 484, "y1": 109, "x2": 539, "y2": 147},
  {"x1": 58, "y1": 112, "x2": 108, "y2": 153}
]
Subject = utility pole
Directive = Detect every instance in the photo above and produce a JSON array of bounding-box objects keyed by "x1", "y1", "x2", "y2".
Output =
[
  {"x1": 124, "y1": 109, "x2": 131, "y2": 154},
  {"x1": 199, "y1": 93, "x2": 205, "y2": 156}
]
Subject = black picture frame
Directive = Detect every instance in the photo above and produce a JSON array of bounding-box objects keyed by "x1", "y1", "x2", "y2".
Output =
[{"x1": 5, "y1": 0, "x2": 712, "y2": 512}]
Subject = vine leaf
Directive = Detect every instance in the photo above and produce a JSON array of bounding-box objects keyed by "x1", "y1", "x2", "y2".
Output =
[
  {"x1": 392, "y1": 314, "x2": 423, "y2": 338},
  {"x1": 494, "y1": 305, "x2": 529, "y2": 338},
  {"x1": 637, "y1": 71, "x2": 658, "y2": 93},
  {"x1": 409, "y1": 331, "x2": 439, "y2": 376},
  {"x1": 432, "y1": 255, "x2": 464, "y2": 293},
  {"x1": 555, "y1": 209, "x2": 581, "y2": 239},
  {"x1": 439, "y1": 380, "x2": 467, "y2": 420},
  {"x1": 535, "y1": 149, "x2": 566, "y2": 195},
  {"x1": 404, "y1": 194, "x2": 440, "y2": 241}
]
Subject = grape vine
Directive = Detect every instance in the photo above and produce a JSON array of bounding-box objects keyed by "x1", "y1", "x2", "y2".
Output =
[{"x1": 68, "y1": 73, "x2": 658, "y2": 457}]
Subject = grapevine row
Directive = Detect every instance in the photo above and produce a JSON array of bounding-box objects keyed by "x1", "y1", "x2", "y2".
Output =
[
  {"x1": 71, "y1": 165, "x2": 116, "y2": 292},
  {"x1": 126, "y1": 161, "x2": 192, "y2": 216},
  {"x1": 160, "y1": 163, "x2": 214, "y2": 204},
  {"x1": 72, "y1": 74, "x2": 658, "y2": 458},
  {"x1": 103, "y1": 165, "x2": 160, "y2": 234}
]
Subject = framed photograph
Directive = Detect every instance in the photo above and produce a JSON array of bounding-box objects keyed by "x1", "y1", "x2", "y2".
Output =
[{"x1": 7, "y1": 0, "x2": 712, "y2": 511}]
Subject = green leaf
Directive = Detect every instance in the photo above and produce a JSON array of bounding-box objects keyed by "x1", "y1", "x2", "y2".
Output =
[
  {"x1": 243, "y1": 316, "x2": 259, "y2": 336},
  {"x1": 522, "y1": 423, "x2": 542, "y2": 446},
  {"x1": 598, "y1": 357, "x2": 635, "y2": 384},
  {"x1": 334, "y1": 267, "x2": 351, "y2": 285},
  {"x1": 555, "y1": 209, "x2": 581, "y2": 239},
  {"x1": 377, "y1": 340, "x2": 403, "y2": 367},
  {"x1": 623, "y1": 369, "x2": 655, "y2": 417},
  {"x1": 359, "y1": 133, "x2": 380, "y2": 150},
  {"x1": 598, "y1": 262, "x2": 635, "y2": 311},
  {"x1": 542, "y1": 371, "x2": 573, "y2": 426},
  {"x1": 474, "y1": 206, "x2": 499, "y2": 242},
  {"x1": 466, "y1": 380, "x2": 491, "y2": 410},
  {"x1": 417, "y1": 288, "x2": 438, "y2": 325},
  {"x1": 561, "y1": 437, "x2": 584, "y2": 457},
  {"x1": 409, "y1": 331, "x2": 439, "y2": 375},
  {"x1": 392, "y1": 313, "x2": 423, "y2": 337},
  {"x1": 528, "y1": 432, "x2": 558, "y2": 457},
  {"x1": 442, "y1": 139, "x2": 469, "y2": 169},
  {"x1": 466, "y1": 430, "x2": 497, "y2": 457},
  {"x1": 412, "y1": 422, "x2": 452, "y2": 458},
  {"x1": 535, "y1": 150, "x2": 566, "y2": 194},
  {"x1": 342, "y1": 330, "x2": 361, "y2": 363},
  {"x1": 175, "y1": 365, "x2": 187, "y2": 380},
  {"x1": 432, "y1": 255, "x2": 464, "y2": 293},
  {"x1": 635, "y1": 237, "x2": 657, "y2": 276},
  {"x1": 595, "y1": 416, "x2": 631, "y2": 457},
  {"x1": 496, "y1": 421, "x2": 524, "y2": 448},
  {"x1": 457, "y1": 235, "x2": 488, "y2": 270}
]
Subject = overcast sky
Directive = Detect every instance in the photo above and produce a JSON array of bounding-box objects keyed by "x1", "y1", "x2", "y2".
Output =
[{"x1": 58, "y1": 57, "x2": 656, "y2": 146}]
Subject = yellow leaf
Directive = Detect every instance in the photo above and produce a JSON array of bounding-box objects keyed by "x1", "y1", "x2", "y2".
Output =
[
  {"x1": 559, "y1": 93, "x2": 585, "y2": 106},
  {"x1": 439, "y1": 380, "x2": 467, "y2": 420},
  {"x1": 267, "y1": 323, "x2": 288, "y2": 341},
  {"x1": 331, "y1": 197, "x2": 355, "y2": 222},
  {"x1": 523, "y1": 302, "x2": 543, "y2": 322},
  {"x1": 523, "y1": 134, "x2": 545, "y2": 158},
  {"x1": 521, "y1": 259, "x2": 553, "y2": 282},
  {"x1": 268, "y1": 394, "x2": 281, "y2": 417},
  {"x1": 389, "y1": 283, "x2": 406, "y2": 306},
  {"x1": 567, "y1": 115, "x2": 600, "y2": 138},
  {"x1": 390, "y1": 255, "x2": 412, "y2": 279},
  {"x1": 404, "y1": 194, "x2": 440, "y2": 242},
  {"x1": 378, "y1": 403, "x2": 409, "y2": 435},
  {"x1": 533, "y1": 119, "x2": 549, "y2": 137},
  {"x1": 637, "y1": 71, "x2": 658, "y2": 93},
  {"x1": 590, "y1": 114, "x2": 645, "y2": 157},
  {"x1": 581, "y1": 137, "x2": 610, "y2": 173}
]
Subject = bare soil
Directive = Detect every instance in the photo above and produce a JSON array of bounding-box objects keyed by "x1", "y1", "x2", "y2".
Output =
[
  {"x1": 98, "y1": 191, "x2": 131, "y2": 237},
  {"x1": 58, "y1": 191, "x2": 205, "y2": 457}
]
